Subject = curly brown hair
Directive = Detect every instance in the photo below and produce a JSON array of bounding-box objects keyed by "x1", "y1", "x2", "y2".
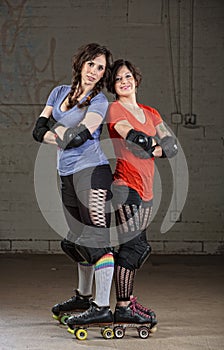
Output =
[
  {"x1": 67, "y1": 43, "x2": 113, "y2": 109},
  {"x1": 107, "y1": 59, "x2": 142, "y2": 99}
]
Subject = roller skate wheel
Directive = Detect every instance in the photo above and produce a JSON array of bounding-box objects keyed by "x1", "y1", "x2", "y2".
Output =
[
  {"x1": 60, "y1": 315, "x2": 69, "y2": 325},
  {"x1": 75, "y1": 328, "x2": 88, "y2": 340},
  {"x1": 150, "y1": 325, "x2": 157, "y2": 333},
  {"x1": 138, "y1": 326, "x2": 149, "y2": 339},
  {"x1": 114, "y1": 326, "x2": 125, "y2": 339},
  {"x1": 52, "y1": 314, "x2": 60, "y2": 321},
  {"x1": 102, "y1": 327, "x2": 114, "y2": 339},
  {"x1": 67, "y1": 327, "x2": 75, "y2": 335}
]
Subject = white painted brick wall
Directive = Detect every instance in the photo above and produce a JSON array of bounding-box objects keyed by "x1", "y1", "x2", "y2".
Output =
[
  {"x1": 11, "y1": 240, "x2": 49, "y2": 252},
  {"x1": 0, "y1": 241, "x2": 11, "y2": 251}
]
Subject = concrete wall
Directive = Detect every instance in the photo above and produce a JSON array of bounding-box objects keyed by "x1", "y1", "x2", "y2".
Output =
[{"x1": 0, "y1": 0, "x2": 223, "y2": 254}]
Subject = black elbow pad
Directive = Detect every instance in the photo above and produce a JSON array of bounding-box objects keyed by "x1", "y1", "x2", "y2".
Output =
[
  {"x1": 125, "y1": 129, "x2": 153, "y2": 159},
  {"x1": 46, "y1": 115, "x2": 57, "y2": 130},
  {"x1": 32, "y1": 116, "x2": 49, "y2": 142},
  {"x1": 160, "y1": 136, "x2": 178, "y2": 158},
  {"x1": 56, "y1": 124, "x2": 93, "y2": 150}
]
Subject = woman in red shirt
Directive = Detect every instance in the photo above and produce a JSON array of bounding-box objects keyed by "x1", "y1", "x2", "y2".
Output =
[{"x1": 107, "y1": 59, "x2": 177, "y2": 330}]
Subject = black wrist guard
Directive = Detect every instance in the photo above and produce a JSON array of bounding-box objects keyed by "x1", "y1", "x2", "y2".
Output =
[
  {"x1": 32, "y1": 116, "x2": 49, "y2": 143},
  {"x1": 56, "y1": 124, "x2": 93, "y2": 150},
  {"x1": 160, "y1": 136, "x2": 178, "y2": 158},
  {"x1": 125, "y1": 129, "x2": 153, "y2": 159}
]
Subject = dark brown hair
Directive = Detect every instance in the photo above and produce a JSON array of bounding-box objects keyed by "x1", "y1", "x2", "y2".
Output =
[
  {"x1": 107, "y1": 59, "x2": 142, "y2": 99},
  {"x1": 67, "y1": 43, "x2": 113, "y2": 109}
]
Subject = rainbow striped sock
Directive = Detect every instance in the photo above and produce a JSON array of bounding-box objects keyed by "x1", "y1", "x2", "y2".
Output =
[
  {"x1": 79, "y1": 260, "x2": 93, "y2": 267},
  {"x1": 94, "y1": 253, "x2": 114, "y2": 306},
  {"x1": 94, "y1": 253, "x2": 114, "y2": 271}
]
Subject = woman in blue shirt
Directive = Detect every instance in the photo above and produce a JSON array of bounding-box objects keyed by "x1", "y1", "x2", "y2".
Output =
[{"x1": 33, "y1": 43, "x2": 114, "y2": 327}]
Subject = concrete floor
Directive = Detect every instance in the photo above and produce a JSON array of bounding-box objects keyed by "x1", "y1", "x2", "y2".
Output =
[{"x1": 0, "y1": 254, "x2": 224, "y2": 350}]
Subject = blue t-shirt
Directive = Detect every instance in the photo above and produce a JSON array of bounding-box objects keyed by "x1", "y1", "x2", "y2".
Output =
[{"x1": 46, "y1": 85, "x2": 109, "y2": 176}]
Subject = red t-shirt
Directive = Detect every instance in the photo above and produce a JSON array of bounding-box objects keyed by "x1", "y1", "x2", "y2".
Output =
[{"x1": 107, "y1": 101, "x2": 163, "y2": 201}]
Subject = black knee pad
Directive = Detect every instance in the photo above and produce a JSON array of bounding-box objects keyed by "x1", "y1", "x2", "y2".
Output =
[
  {"x1": 116, "y1": 232, "x2": 151, "y2": 270},
  {"x1": 75, "y1": 245, "x2": 113, "y2": 264},
  {"x1": 73, "y1": 224, "x2": 112, "y2": 264},
  {"x1": 61, "y1": 239, "x2": 84, "y2": 262}
]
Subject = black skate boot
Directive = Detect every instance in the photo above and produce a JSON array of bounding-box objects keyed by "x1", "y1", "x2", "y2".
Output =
[
  {"x1": 130, "y1": 296, "x2": 157, "y2": 321},
  {"x1": 67, "y1": 301, "x2": 113, "y2": 331},
  {"x1": 51, "y1": 289, "x2": 92, "y2": 324},
  {"x1": 113, "y1": 299, "x2": 157, "y2": 338}
]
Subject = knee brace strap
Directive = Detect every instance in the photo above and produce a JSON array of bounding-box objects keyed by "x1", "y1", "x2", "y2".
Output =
[
  {"x1": 75, "y1": 245, "x2": 113, "y2": 264},
  {"x1": 61, "y1": 239, "x2": 84, "y2": 262},
  {"x1": 70, "y1": 224, "x2": 112, "y2": 264}
]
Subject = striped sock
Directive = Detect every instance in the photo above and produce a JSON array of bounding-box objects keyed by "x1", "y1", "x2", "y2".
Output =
[
  {"x1": 78, "y1": 261, "x2": 94, "y2": 296},
  {"x1": 94, "y1": 253, "x2": 114, "y2": 307}
]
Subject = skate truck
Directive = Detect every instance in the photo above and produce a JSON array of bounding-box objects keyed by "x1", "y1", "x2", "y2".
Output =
[
  {"x1": 67, "y1": 321, "x2": 157, "y2": 340},
  {"x1": 66, "y1": 298, "x2": 157, "y2": 340}
]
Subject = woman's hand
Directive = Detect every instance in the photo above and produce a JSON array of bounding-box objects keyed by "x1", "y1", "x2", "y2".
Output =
[
  {"x1": 43, "y1": 131, "x2": 57, "y2": 145},
  {"x1": 152, "y1": 145, "x2": 163, "y2": 157}
]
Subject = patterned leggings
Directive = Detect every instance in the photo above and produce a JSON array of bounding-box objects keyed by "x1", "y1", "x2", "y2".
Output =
[
  {"x1": 112, "y1": 185, "x2": 153, "y2": 301},
  {"x1": 60, "y1": 165, "x2": 112, "y2": 244}
]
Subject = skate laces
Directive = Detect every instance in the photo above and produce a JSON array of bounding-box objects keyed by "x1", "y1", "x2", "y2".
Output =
[
  {"x1": 75, "y1": 302, "x2": 96, "y2": 320},
  {"x1": 129, "y1": 298, "x2": 151, "y2": 319},
  {"x1": 130, "y1": 297, "x2": 154, "y2": 318},
  {"x1": 130, "y1": 296, "x2": 154, "y2": 315},
  {"x1": 60, "y1": 296, "x2": 76, "y2": 306},
  {"x1": 61, "y1": 291, "x2": 89, "y2": 307},
  {"x1": 64, "y1": 290, "x2": 84, "y2": 304}
]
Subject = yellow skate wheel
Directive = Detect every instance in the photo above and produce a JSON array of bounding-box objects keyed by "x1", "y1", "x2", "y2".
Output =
[
  {"x1": 102, "y1": 327, "x2": 114, "y2": 339},
  {"x1": 52, "y1": 314, "x2": 60, "y2": 321},
  {"x1": 75, "y1": 328, "x2": 88, "y2": 340}
]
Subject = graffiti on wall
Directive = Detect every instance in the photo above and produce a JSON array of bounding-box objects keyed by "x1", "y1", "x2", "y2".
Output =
[{"x1": 0, "y1": 0, "x2": 65, "y2": 130}]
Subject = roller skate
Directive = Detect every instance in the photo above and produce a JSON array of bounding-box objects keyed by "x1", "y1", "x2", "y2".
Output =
[
  {"x1": 130, "y1": 296, "x2": 157, "y2": 320},
  {"x1": 51, "y1": 289, "x2": 92, "y2": 325},
  {"x1": 113, "y1": 298, "x2": 158, "y2": 339},
  {"x1": 67, "y1": 302, "x2": 114, "y2": 340}
]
